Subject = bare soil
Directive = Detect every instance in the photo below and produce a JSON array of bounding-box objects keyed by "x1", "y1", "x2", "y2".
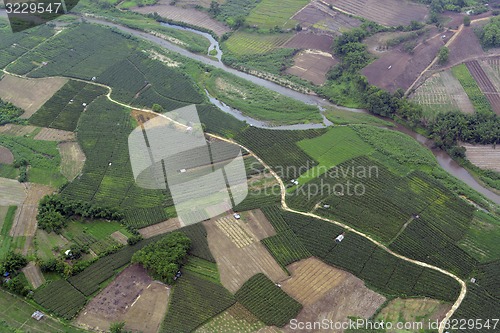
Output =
[
  {"x1": 34, "y1": 128, "x2": 76, "y2": 141},
  {"x1": 10, "y1": 183, "x2": 55, "y2": 237},
  {"x1": 239, "y1": 209, "x2": 276, "y2": 242},
  {"x1": 0, "y1": 146, "x2": 14, "y2": 165},
  {"x1": 0, "y1": 75, "x2": 68, "y2": 119},
  {"x1": 204, "y1": 214, "x2": 287, "y2": 293},
  {"x1": 322, "y1": 0, "x2": 428, "y2": 27},
  {"x1": 363, "y1": 29, "x2": 450, "y2": 92},
  {"x1": 132, "y1": 2, "x2": 230, "y2": 36},
  {"x1": 447, "y1": 26, "x2": 485, "y2": 66},
  {"x1": 282, "y1": 258, "x2": 386, "y2": 333},
  {"x1": 138, "y1": 218, "x2": 181, "y2": 238},
  {"x1": 0, "y1": 124, "x2": 37, "y2": 136},
  {"x1": 462, "y1": 143, "x2": 500, "y2": 172},
  {"x1": 22, "y1": 261, "x2": 45, "y2": 289},
  {"x1": 77, "y1": 264, "x2": 170, "y2": 333},
  {"x1": 110, "y1": 231, "x2": 129, "y2": 245},
  {"x1": 283, "y1": 32, "x2": 334, "y2": 53},
  {"x1": 286, "y1": 50, "x2": 338, "y2": 85},
  {"x1": 58, "y1": 142, "x2": 86, "y2": 181}
]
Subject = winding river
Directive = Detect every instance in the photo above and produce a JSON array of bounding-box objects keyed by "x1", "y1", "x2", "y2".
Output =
[{"x1": 11, "y1": 15, "x2": 500, "y2": 204}]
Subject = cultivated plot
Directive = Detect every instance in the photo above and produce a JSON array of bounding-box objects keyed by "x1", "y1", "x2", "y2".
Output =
[
  {"x1": 283, "y1": 32, "x2": 334, "y2": 53},
  {"x1": 0, "y1": 74, "x2": 68, "y2": 118},
  {"x1": 463, "y1": 143, "x2": 500, "y2": 172},
  {"x1": 58, "y1": 142, "x2": 86, "y2": 181},
  {"x1": 323, "y1": 0, "x2": 428, "y2": 27},
  {"x1": 0, "y1": 177, "x2": 26, "y2": 206},
  {"x1": 138, "y1": 218, "x2": 182, "y2": 238},
  {"x1": 204, "y1": 214, "x2": 287, "y2": 293},
  {"x1": 286, "y1": 50, "x2": 338, "y2": 85},
  {"x1": 282, "y1": 258, "x2": 386, "y2": 333},
  {"x1": 0, "y1": 145, "x2": 14, "y2": 164},
  {"x1": 34, "y1": 128, "x2": 76, "y2": 142}
]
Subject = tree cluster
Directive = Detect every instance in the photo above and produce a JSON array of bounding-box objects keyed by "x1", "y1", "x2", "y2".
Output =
[
  {"x1": 479, "y1": 17, "x2": 500, "y2": 48},
  {"x1": 37, "y1": 195, "x2": 124, "y2": 233},
  {"x1": 132, "y1": 232, "x2": 191, "y2": 283},
  {"x1": 0, "y1": 99, "x2": 24, "y2": 126}
]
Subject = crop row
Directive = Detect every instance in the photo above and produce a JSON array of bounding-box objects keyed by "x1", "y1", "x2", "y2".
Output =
[
  {"x1": 452, "y1": 63, "x2": 493, "y2": 114},
  {"x1": 33, "y1": 280, "x2": 86, "y2": 319},
  {"x1": 161, "y1": 271, "x2": 235, "y2": 333},
  {"x1": 235, "y1": 273, "x2": 302, "y2": 327}
]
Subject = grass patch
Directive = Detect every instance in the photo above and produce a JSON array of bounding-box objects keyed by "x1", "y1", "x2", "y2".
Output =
[
  {"x1": 246, "y1": 0, "x2": 309, "y2": 29},
  {"x1": 0, "y1": 206, "x2": 17, "y2": 258},
  {"x1": 205, "y1": 70, "x2": 322, "y2": 124},
  {"x1": 452, "y1": 64, "x2": 493, "y2": 114},
  {"x1": 324, "y1": 108, "x2": 394, "y2": 126}
]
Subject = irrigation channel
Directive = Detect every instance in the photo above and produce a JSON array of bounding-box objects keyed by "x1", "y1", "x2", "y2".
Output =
[{"x1": 84, "y1": 18, "x2": 500, "y2": 204}]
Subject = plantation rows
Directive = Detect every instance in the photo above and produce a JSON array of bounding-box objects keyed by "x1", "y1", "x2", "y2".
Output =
[
  {"x1": 289, "y1": 156, "x2": 454, "y2": 243},
  {"x1": 197, "y1": 104, "x2": 248, "y2": 138},
  {"x1": 235, "y1": 127, "x2": 325, "y2": 181},
  {"x1": 178, "y1": 223, "x2": 215, "y2": 262},
  {"x1": 477, "y1": 260, "x2": 500, "y2": 299},
  {"x1": 30, "y1": 81, "x2": 106, "y2": 131},
  {"x1": 233, "y1": 190, "x2": 280, "y2": 212},
  {"x1": 235, "y1": 273, "x2": 302, "y2": 327},
  {"x1": 61, "y1": 97, "x2": 169, "y2": 227},
  {"x1": 161, "y1": 272, "x2": 235, "y2": 333},
  {"x1": 33, "y1": 280, "x2": 86, "y2": 319},
  {"x1": 271, "y1": 209, "x2": 461, "y2": 301},
  {"x1": 124, "y1": 206, "x2": 170, "y2": 228},
  {"x1": 452, "y1": 64, "x2": 493, "y2": 114}
]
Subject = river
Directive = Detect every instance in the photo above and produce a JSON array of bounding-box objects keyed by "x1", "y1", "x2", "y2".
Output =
[{"x1": 9, "y1": 15, "x2": 500, "y2": 204}]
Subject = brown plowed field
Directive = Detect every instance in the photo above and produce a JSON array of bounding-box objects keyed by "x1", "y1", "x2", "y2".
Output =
[
  {"x1": 77, "y1": 264, "x2": 170, "y2": 333},
  {"x1": 363, "y1": 30, "x2": 448, "y2": 92},
  {"x1": 0, "y1": 146, "x2": 14, "y2": 164},
  {"x1": 34, "y1": 128, "x2": 76, "y2": 141},
  {"x1": 239, "y1": 209, "x2": 276, "y2": 241},
  {"x1": 138, "y1": 218, "x2": 181, "y2": 238},
  {"x1": 292, "y1": 1, "x2": 361, "y2": 34},
  {"x1": 204, "y1": 214, "x2": 287, "y2": 293},
  {"x1": 0, "y1": 75, "x2": 68, "y2": 119},
  {"x1": 466, "y1": 60, "x2": 500, "y2": 115},
  {"x1": 282, "y1": 258, "x2": 386, "y2": 333},
  {"x1": 283, "y1": 32, "x2": 334, "y2": 52},
  {"x1": 110, "y1": 231, "x2": 129, "y2": 245},
  {"x1": 286, "y1": 50, "x2": 338, "y2": 85},
  {"x1": 463, "y1": 143, "x2": 500, "y2": 172},
  {"x1": 132, "y1": 3, "x2": 230, "y2": 36},
  {"x1": 9, "y1": 183, "x2": 55, "y2": 237},
  {"x1": 322, "y1": 0, "x2": 428, "y2": 26},
  {"x1": 447, "y1": 26, "x2": 485, "y2": 66},
  {"x1": 22, "y1": 261, "x2": 45, "y2": 289}
]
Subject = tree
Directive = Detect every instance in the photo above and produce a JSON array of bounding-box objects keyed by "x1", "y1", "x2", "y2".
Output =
[
  {"x1": 37, "y1": 209, "x2": 66, "y2": 233},
  {"x1": 208, "y1": 1, "x2": 220, "y2": 16},
  {"x1": 109, "y1": 322, "x2": 126, "y2": 333},
  {"x1": 438, "y1": 46, "x2": 449, "y2": 64},
  {"x1": 0, "y1": 252, "x2": 28, "y2": 273},
  {"x1": 152, "y1": 103, "x2": 164, "y2": 113},
  {"x1": 464, "y1": 16, "x2": 471, "y2": 27}
]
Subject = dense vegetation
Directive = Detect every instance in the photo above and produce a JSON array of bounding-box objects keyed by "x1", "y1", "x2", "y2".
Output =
[
  {"x1": 235, "y1": 273, "x2": 302, "y2": 327},
  {"x1": 478, "y1": 17, "x2": 500, "y2": 48},
  {"x1": 0, "y1": 99, "x2": 24, "y2": 126},
  {"x1": 132, "y1": 232, "x2": 191, "y2": 283},
  {"x1": 33, "y1": 280, "x2": 87, "y2": 319}
]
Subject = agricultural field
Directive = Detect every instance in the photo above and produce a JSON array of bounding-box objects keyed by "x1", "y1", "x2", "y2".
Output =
[
  {"x1": 235, "y1": 273, "x2": 302, "y2": 327},
  {"x1": 465, "y1": 60, "x2": 500, "y2": 115},
  {"x1": 462, "y1": 143, "x2": 500, "y2": 172},
  {"x1": 161, "y1": 271, "x2": 236, "y2": 333},
  {"x1": 204, "y1": 70, "x2": 322, "y2": 124},
  {"x1": 34, "y1": 128, "x2": 76, "y2": 142},
  {"x1": 323, "y1": 107, "x2": 393, "y2": 126},
  {"x1": 411, "y1": 71, "x2": 475, "y2": 117},
  {"x1": 0, "y1": 178, "x2": 25, "y2": 207},
  {"x1": 77, "y1": 264, "x2": 170, "y2": 333},
  {"x1": 139, "y1": 218, "x2": 181, "y2": 238},
  {"x1": 22, "y1": 261, "x2": 45, "y2": 289},
  {"x1": 34, "y1": 228, "x2": 69, "y2": 260},
  {"x1": 0, "y1": 124, "x2": 37, "y2": 137},
  {"x1": 281, "y1": 258, "x2": 386, "y2": 331},
  {"x1": 285, "y1": 50, "x2": 338, "y2": 85},
  {"x1": 33, "y1": 279, "x2": 87, "y2": 320},
  {"x1": 223, "y1": 32, "x2": 293, "y2": 55},
  {"x1": 0, "y1": 289, "x2": 85, "y2": 333},
  {"x1": 375, "y1": 298, "x2": 451, "y2": 329},
  {"x1": 0, "y1": 206, "x2": 17, "y2": 258},
  {"x1": 204, "y1": 214, "x2": 287, "y2": 293},
  {"x1": 452, "y1": 63, "x2": 494, "y2": 115},
  {"x1": 0, "y1": 75, "x2": 68, "y2": 119},
  {"x1": 58, "y1": 142, "x2": 86, "y2": 181},
  {"x1": 291, "y1": 1, "x2": 362, "y2": 35},
  {"x1": 30, "y1": 80, "x2": 107, "y2": 131},
  {"x1": 458, "y1": 210, "x2": 500, "y2": 262},
  {"x1": 323, "y1": 0, "x2": 429, "y2": 27},
  {"x1": 283, "y1": 32, "x2": 334, "y2": 53},
  {"x1": 245, "y1": 0, "x2": 309, "y2": 29},
  {"x1": 132, "y1": 3, "x2": 231, "y2": 36},
  {"x1": 0, "y1": 146, "x2": 14, "y2": 165},
  {"x1": 196, "y1": 302, "x2": 266, "y2": 333}
]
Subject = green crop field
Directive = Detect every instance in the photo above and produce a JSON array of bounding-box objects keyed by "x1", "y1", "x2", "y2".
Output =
[
  {"x1": 224, "y1": 32, "x2": 293, "y2": 55},
  {"x1": 205, "y1": 70, "x2": 322, "y2": 124},
  {"x1": 0, "y1": 135, "x2": 66, "y2": 186},
  {"x1": 452, "y1": 64, "x2": 493, "y2": 114},
  {"x1": 235, "y1": 273, "x2": 302, "y2": 327},
  {"x1": 30, "y1": 80, "x2": 106, "y2": 131},
  {"x1": 0, "y1": 206, "x2": 17, "y2": 258},
  {"x1": 161, "y1": 271, "x2": 235, "y2": 333},
  {"x1": 33, "y1": 279, "x2": 87, "y2": 319},
  {"x1": 458, "y1": 210, "x2": 500, "y2": 262},
  {"x1": 296, "y1": 127, "x2": 374, "y2": 184},
  {"x1": 183, "y1": 256, "x2": 220, "y2": 283},
  {"x1": 245, "y1": 0, "x2": 309, "y2": 29}
]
